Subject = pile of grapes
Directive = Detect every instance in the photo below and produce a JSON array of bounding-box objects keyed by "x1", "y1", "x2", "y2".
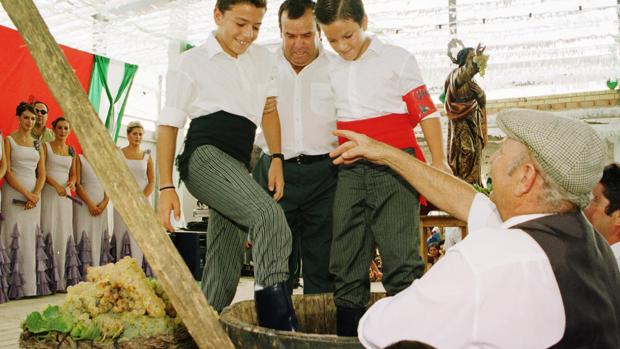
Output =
[{"x1": 20, "y1": 257, "x2": 195, "y2": 348}]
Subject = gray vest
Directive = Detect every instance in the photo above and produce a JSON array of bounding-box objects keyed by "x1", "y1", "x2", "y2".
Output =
[{"x1": 513, "y1": 211, "x2": 620, "y2": 348}]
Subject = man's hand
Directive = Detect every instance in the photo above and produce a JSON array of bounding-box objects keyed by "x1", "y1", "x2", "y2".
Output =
[
  {"x1": 158, "y1": 189, "x2": 181, "y2": 232},
  {"x1": 268, "y1": 159, "x2": 284, "y2": 202},
  {"x1": 330, "y1": 130, "x2": 394, "y2": 165}
]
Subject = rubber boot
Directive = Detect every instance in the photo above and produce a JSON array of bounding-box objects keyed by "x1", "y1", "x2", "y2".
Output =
[
  {"x1": 336, "y1": 306, "x2": 366, "y2": 337},
  {"x1": 254, "y1": 283, "x2": 299, "y2": 331}
]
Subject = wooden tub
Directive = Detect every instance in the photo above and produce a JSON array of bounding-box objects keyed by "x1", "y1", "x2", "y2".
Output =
[{"x1": 219, "y1": 293, "x2": 385, "y2": 349}]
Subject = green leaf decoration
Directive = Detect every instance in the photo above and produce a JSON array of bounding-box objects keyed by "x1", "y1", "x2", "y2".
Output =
[
  {"x1": 24, "y1": 305, "x2": 75, "y2": 335},
  {"x1": 25, "y1": 312, "x2": 47, "y2": 334}
]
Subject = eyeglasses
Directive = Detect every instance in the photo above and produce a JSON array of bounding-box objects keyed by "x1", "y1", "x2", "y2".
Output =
[{"x1": 34, "y1": 109, "x2": 48, "y2": 115}]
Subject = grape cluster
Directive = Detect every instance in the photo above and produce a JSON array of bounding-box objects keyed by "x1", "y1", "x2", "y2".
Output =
[{"x1": 59, "y1": 257, "x2": 180, "y2": 341}]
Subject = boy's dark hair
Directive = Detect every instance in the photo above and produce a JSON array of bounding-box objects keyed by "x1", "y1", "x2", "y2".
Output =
[
  {"x1": 315, "y1": 0, "x2": 365, "y2": 26},
  {"x1": 216, "y1": 0, "x2": 266, "y2": 13},
  {"x1": 16, "y1": 102, "x2": 34, "y2": 117},
  {"x1": 601, "y1": 163, "x2": 620, "y2": 216},
  {"x1": 51, "y1": 116, "x2": 69, "y2": 129},
  {"x1": 278, "y1": 0, "x2": 316, "y2": 31}
]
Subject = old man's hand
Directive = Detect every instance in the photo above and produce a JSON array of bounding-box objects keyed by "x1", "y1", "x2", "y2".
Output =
[{"x1": 330, "y1": 130, "x2": 392, "y2": 165}]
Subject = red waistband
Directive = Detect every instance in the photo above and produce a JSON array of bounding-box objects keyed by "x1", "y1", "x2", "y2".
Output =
[
  {"x1": 336, "y1": 113, "x2": 428, "y2": 205},
  {"x1": 336, "y1": 114, "x2": 414, "y2": 148}
]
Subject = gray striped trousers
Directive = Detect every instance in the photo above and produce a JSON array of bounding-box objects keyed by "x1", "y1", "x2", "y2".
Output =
[
  {"x1": 330, "y1": 156, "x2": 425, "y2": 309},
  {"x1": 184, "y1": 145, "x2": 292, "y2": 312}
]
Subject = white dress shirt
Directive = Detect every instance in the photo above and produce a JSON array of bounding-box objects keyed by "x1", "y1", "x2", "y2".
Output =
[
  {"x1": 358, "y1": 194, "x2": 565, "y2": 349},
  {"x1": 255, "y1": 47, "x2": 338, "y2": 158},
  {"x1": 611, "y1": 241, "x2": 620, "y2": 271},
  {"x1": 159, "y1": 32, "x2": 276, "y2": 129},
  {"x1": 326, "y1": 35, "x2": 440, "y2": 122}
]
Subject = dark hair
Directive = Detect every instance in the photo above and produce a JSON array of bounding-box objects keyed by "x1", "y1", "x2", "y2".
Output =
[
  {"x1": 315, "y1": 0, "x2": 365, "y2": 26},
  {"x1": 51, "y1": 116, "x2": 70, "y2": 129},
  {"x1": 216, "y1": 0, "x2": 266, "y2": 13},
  {"x1": 601, "y1": 163, "x2": 620, "y2": 215},
  {"x1": 456, "y1": 47, "x2": 474, "y2": 67},
  {"x1": 16, "y1": 102, "x2": 34, "y2": 117},
  {"x1": 33, "y1": 100, "x2": 48, "y2": 110},
  {"x1": 278, "y1": 0, "x2": 316, "y2": 31}
]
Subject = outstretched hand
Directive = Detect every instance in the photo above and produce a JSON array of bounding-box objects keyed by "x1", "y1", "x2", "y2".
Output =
[{"x1": 329, "y1": 130, "x2": 393, "y2": 166}]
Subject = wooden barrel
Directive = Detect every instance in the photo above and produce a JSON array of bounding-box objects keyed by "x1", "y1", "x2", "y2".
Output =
[{"x1": 219, "y1": 293, "x2": 385, "y2": 349}]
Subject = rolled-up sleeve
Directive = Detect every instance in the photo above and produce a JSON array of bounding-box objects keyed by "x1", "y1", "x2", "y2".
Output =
[{"x1": 158, "y1": 67, "x2": 196, "y2": 128}]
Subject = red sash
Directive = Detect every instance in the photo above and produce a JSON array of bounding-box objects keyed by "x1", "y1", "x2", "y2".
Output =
[{"x1": 336, "y1": 113, "x2": 428, "y2": 205}]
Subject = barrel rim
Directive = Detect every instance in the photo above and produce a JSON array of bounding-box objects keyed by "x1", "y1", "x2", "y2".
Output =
[{"x1": 219, "y1": 299, "x2": 361, "y2": 344}]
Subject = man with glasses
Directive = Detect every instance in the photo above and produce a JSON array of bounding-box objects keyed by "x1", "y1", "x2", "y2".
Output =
[{"x1": 32, "y1": 101, "x2": 54, "y2": 143}]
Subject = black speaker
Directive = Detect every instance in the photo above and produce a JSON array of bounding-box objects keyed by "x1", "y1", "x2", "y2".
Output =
[{"x1": 170, "y1": 230, "x2": 207, "y2": 281}]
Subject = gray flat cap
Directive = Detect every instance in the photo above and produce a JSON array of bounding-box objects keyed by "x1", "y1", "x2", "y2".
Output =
[{"x1": 497, "y1": 108, "x2": 607, "y2": 208}]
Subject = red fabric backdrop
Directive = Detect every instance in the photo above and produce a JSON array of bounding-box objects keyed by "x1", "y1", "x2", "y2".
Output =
[{"x1": 0, "y1": 24, "x2": 93, "y2": 153}]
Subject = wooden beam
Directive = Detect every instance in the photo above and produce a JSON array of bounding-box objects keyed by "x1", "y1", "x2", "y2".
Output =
[{"x1": 0, "y1": 1, "x2": 234, "y2": 348}]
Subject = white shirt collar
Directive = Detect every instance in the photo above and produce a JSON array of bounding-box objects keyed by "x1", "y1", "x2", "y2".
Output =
[
  {"x1": 367, "y1": 34, "x2": 383, "y2": 54},
  {"x1": 611, "y1": 241, "x2": 620, "y2": 258},
  {"x1": 204, "y1": 32, "x2": 225, "y2": 60},
  {"x1": 503, "y1": 213, "x2": 553, "y2": 229}
]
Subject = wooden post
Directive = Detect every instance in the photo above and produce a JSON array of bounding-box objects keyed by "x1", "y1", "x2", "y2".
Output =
[{"x1": 0, "y1": 1, "x2": 234, "y2": 348}]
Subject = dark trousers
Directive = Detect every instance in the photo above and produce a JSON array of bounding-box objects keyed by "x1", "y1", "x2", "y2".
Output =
[
  {"x1": 184, "y1": 146, "x2": 292, "y2": 312},
  {"x1": 253, "y1": 153, "x2": 337, "y2": 294},
  {"x1": 331, "y1": 150, "x2": 424, "y2": 309}
]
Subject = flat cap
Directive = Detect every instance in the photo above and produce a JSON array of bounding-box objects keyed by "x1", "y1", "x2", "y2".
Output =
[{"x1": 497, "y1": 108, "x2": 607, "y2": 208}]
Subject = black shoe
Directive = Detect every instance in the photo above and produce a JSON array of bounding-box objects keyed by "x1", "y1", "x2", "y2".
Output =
[
  {"x1": 336, "y1": 306, "x2": 366, "y2": 337},
  {"x1": 255, "y1": 283, "x2": 299, "y2": 331}
]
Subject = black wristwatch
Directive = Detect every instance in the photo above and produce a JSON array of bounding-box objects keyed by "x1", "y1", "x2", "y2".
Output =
[{"x1": 271, "y1": 153, "x2": 284, "y2": 161}]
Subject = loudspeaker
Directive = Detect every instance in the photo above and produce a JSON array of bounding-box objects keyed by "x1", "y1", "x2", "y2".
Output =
[{"x1": 170, "y1": 230, "x2": 206, "y2": 280}]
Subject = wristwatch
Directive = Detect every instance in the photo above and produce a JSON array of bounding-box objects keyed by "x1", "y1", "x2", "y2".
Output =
[{"x1": 271, "y1": 153, "x2": 284, "y2": 161}]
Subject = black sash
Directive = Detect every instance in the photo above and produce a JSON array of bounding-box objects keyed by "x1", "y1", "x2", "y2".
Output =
[
  {"x1": 176, "y1": 111, "x2": 257, "y2": 181},
  {"x1": 512, "y1": 212, "x2": 620, "y2": 348}
]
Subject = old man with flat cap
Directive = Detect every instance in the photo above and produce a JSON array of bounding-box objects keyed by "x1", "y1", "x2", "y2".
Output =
[{"x1": 330, "y1": 108, "x2": 620, "y2": 349}]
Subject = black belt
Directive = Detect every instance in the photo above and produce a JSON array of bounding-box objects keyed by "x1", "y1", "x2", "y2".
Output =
[{"x1": 284, "y1": 153, "x2": 330, "y2": 165}]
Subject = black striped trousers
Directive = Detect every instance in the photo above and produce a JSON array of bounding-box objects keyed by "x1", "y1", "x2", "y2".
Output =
[
  {"x1": 330, "y1": 153, "x2": 425, "y2": 309},
  {"x1": 184, "y1": 145, "x2": 292, "y2": 312}
]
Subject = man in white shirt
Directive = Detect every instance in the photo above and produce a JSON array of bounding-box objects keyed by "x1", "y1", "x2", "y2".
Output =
[
  {"x1": 585, "y1": 163, "x2": 620, "y2": 270},
  {"x1": 254, "y1": 0, "x2": 337, "y2": 295},
  {"x1": 330, "y1": 108, "x2": 620, "y2": 348}
]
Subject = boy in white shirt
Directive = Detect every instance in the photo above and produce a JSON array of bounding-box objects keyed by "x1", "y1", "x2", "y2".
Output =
[
  {"x1": 156, "y1": 0, "x2": 297, "y2": 331},
  {"x1": 315, "y1": 0, "x2": 451, "y2": 336}
]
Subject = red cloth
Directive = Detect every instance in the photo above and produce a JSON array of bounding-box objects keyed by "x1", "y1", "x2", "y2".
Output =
[
  {"x1": 336, "y1": 113, "x2": 428, "y2": 205},
  {"x1": 0, "y1": 25, "x2": 94, "y2": 154}
]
